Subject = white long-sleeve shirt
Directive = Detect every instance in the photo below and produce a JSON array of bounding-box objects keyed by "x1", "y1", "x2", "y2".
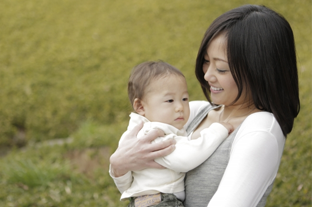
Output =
[
  {"x1": 109, "y1": 112, "x2": 228, "y2": 200},
  {"x1": 184, "y1": 101, "x2": 285, "y2": 207}
]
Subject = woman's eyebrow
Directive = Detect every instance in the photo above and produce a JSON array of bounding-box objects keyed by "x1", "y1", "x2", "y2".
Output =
[
  {"x1": 213, "y1": 57, "x2": 228, "y2": 63},
  {"x1": 204, "y1": 53, "x2": 228, "y2": 63}
]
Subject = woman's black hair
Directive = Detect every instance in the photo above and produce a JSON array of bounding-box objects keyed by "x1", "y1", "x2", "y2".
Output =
[{"x1": 195, "y1": 4, "x2": 300, "y2": 136}]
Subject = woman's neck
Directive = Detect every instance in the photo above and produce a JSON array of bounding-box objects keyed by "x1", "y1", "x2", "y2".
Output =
[{"x1": 218, "y1": 103, "x2": 260, "y2": 123}]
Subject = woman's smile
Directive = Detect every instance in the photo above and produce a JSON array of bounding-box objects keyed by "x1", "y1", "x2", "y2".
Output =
[{"x1": 210, "y1": 86, "x2": 224, "y2": 93}]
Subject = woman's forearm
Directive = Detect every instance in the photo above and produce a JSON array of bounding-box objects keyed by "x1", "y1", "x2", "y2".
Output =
[
  {"x1": 110, "y1": 151, "x2": 131, "y2": 177},
  {"x1": 109, "y1": 122, "x2": 176, "y2": 177}
]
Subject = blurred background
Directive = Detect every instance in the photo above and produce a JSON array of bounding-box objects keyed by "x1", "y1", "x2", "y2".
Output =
[{"x1": 0, "y1": 0, "x2": 310, "y2": 206}]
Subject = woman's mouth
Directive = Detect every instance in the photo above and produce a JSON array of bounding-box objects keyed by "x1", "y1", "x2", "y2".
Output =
[{"x1": 210, "y1": 86, "x2": 224, "y2": 92}]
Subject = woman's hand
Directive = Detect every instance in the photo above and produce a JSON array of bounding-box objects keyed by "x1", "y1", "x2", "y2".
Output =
[{"x1": 110, "y1": 122, "x2": 176, "y2": 177}]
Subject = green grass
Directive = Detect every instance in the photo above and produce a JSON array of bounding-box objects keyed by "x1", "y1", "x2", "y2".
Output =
[
  {"x1": 0, "y1": 122, "x2": 126, "y2": 207},
  {"x1": 0, "y1": 0, "x2": 311, "y2": 206}
]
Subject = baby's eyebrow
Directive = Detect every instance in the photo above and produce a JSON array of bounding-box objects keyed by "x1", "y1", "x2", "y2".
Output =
[{"x1": 163, "y1": 92, "x2": 175, "y2": 96}]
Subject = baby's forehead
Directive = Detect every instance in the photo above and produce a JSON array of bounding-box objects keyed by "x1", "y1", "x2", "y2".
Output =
[
  {"x1": 150, "y1": 74, "x2": 186, "y2": 86},
  {"x1": 143, "y1": 75, "x2": 188, "y2": 96}
]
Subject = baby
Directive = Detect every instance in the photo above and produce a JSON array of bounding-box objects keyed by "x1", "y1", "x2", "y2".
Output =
[{"x1": 110, "y1": 61, "x2": 232, "y2": 207}]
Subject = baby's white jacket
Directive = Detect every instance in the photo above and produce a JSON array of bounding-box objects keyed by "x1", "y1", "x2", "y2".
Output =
[{"x1": 109, "y1": 113, "x2": 228, "y2": 200}]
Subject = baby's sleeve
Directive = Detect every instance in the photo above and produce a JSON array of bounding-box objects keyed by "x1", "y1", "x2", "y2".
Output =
[{"x1": 155, "y1": 123, "x2": 228, "y2": 172}]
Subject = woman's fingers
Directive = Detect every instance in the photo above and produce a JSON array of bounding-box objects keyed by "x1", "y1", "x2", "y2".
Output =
[
  {"x1": 149, "y1": 137, "x2": 175, "y2": 153},
  {"x1": 143, "y1": 127, "x2": 176, "y2": 154},
  {"x1": 128, "y1": 121, "x2": 144, "y2": 137},
  {"x1": 147, "y1": 161, "x2": 166, "y2": 169},
  {"x1": 151, "y1": 143, "x2": 176, "y2": 159},
  {"x1": 140, "y1": 128, "x2": 176, "y2": 156},
  {"x1": 143, "y1": 128, "x2": 165, "y2": 143},
  {"x1": 143, "y1": 144, "x2": 176, "y2": 169},
  {"x1": 110, "y1": 123, "x2": 176, "y2": 176}
]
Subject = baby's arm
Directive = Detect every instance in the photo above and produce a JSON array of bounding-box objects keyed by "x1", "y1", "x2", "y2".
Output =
[{"x1": 155, "y1": 122, "x2": 232, "y2": 172}]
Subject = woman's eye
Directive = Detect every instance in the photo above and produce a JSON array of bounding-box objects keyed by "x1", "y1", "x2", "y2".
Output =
[
  {"x1": 217, "y1": 68, "x2": 228, "y2": 73},
  {"x1": 166, "y1": 99, "x2": 174, "y2": 103},
  {"x1": 204, "y1": 59, "x2": 210, "y2": 64}
]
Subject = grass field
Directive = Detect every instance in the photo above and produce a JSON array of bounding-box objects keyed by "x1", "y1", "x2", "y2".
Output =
[{"x1": 0, "y1": 0, "x2": 311, "y2": 206}]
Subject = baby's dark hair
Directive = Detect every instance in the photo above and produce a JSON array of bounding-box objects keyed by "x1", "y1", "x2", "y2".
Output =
[{"x1": 128, "y1": 61, "x2": 185, "y2": 109}]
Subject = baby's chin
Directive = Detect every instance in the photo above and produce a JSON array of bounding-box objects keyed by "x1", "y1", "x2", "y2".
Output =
[{"x1": 172, "y1": 123, "x2": 186, "y2": 130}]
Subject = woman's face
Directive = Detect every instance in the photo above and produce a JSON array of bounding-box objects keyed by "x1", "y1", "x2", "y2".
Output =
[{"x1": 203, "y1": 34, "x2": 249, "y2": 106}]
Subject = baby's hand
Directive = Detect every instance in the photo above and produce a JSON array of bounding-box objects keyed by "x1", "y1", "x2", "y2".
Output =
[{"x1": 219, "y1": 122, "x2": 234, "y2": 134}]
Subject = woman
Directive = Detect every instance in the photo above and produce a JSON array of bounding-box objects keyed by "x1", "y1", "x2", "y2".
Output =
[{"x1": 110, "y1": 4, "x2": 300, "y2": 207}]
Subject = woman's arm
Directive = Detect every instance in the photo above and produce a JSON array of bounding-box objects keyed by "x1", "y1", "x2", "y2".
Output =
[
  {"x1": 109, "y1": 122, "x2": 176, "y2": 193},
  {"x1": 207, "y1": 114, "x2": 284, "y2": 207},
  {"x1": 109, "y1": 122, "x2": 176, "y2": 177},
  {"x1": 208, "y1": 132, "x2": 279, "y2": 206}
]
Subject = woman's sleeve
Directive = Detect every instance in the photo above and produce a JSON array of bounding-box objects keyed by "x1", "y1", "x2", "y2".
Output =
[
  {"x1": 207, "y1": 130, "x2": 281, "y2": 207},
  {"x1": 109, "y1": 166, "x2": 132, "y2": 194},
  {"x1": 108, "y1": 131, "x2": 133, "y2": 194},
  {"x1": 155, "y1": 123, "x2": 228, "y2": 172}
]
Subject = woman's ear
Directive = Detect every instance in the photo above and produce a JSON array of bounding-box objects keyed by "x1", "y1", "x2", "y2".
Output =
[{"x1": 133, "y1": 98, "x2": 145, "y2": 116}]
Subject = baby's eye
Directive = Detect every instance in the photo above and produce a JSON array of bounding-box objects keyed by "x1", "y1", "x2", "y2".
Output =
[
  {"x1": 182, "y1": 98, "x2": 189, "y2": 101},
  {"x1": 166, "y1": 99, "x2": 174, "y2": 103}
]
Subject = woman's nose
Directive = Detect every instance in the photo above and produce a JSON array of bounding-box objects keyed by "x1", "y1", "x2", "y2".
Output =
[{"x1": 204, "y1": 65, "x2": 216, "y2": 82}]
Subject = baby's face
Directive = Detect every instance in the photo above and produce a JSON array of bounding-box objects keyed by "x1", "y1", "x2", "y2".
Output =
[{"x1": 140, "y1": 75, "x2": 190, "y2": 130}]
